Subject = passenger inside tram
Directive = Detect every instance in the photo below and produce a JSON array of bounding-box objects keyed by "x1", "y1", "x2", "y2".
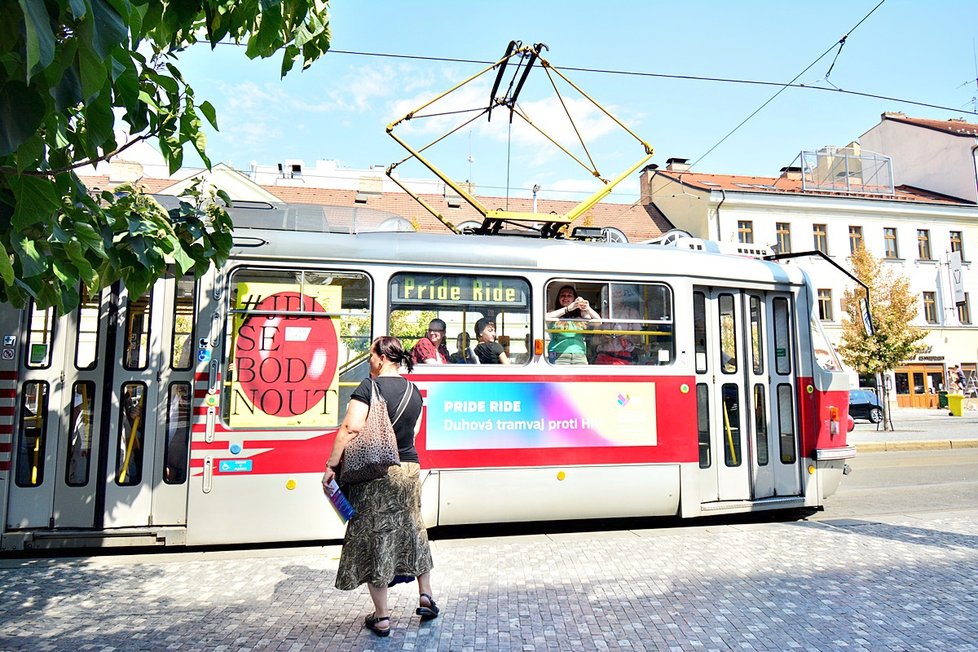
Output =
[
  {"x1": 546, "y1": 284, "x2": 601, "y2": 365},
  {"x1": 411, "y1": 319, "x2": 450, "y2": 365},
  {"x1": 449, "y1": 332, "x2": 478, "y2": 364},
  {"x1": 473, "y1": 317, "x2": 510, "y2": 364},
  {"x1": 595, "y1": 284, "x2": 641, "y2": 365}
]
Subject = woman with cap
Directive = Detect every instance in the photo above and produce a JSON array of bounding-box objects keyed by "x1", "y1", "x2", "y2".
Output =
[
  {"x1": 546, "y1": 285, "x2": 601, "y2": 365},
  {"x1": 473, "y1": 317, "x2": 510, "y2": 364}
]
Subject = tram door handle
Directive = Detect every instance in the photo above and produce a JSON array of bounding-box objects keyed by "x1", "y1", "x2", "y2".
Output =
[
  {"x1": 208, "y1": 358, "x2": 220, "y2": 394},
  {"x1": 205, "y1": 406, "x2": 216, "y2": 443},
  {"x1": 202, "y1": 456, "x2": 213, "y2": 493}
]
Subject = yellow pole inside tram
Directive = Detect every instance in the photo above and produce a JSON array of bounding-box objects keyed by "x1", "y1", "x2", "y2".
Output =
[
  {"x1": 119, "y1": 414, "x2": 141, "y2": 484},
  {"x1": 31, "y1": 434, "x2": 40, "y2": 485},
  {"x1": 722, "y1": 400, "x2": 738, "y2": 466}
]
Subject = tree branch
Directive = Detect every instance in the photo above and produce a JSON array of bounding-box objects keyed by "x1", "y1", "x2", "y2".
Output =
[{"x1": 0, "y1": 132, "x2": 158, "y2": 178}]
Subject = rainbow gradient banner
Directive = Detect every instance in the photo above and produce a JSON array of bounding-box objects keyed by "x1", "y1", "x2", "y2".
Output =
[{"x1": 424, "y1": 382, "x2": 657, "y2": 450}]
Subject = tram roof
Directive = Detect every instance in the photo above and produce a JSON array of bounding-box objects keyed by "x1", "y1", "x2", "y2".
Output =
[{"x1": 230, "y1": 228, "x2": 806, "y2": 287}]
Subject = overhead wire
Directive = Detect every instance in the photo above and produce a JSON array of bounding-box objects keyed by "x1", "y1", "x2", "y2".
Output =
[
  {"x1": 690, "y1": 0, "x2": 889, "y2": 169},
  {"x1": 326, "y1": 39, "x2": 976, "y2": 119}
]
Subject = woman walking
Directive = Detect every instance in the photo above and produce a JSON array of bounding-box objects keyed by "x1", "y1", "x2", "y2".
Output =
[{"x1": 322, "y1": 336, "x2": 438, "y2": 636}]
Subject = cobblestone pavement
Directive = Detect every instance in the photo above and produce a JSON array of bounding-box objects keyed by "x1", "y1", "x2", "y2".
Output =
[{"x1": 1, "y1": 508, "x2": 977, "y2": 651}]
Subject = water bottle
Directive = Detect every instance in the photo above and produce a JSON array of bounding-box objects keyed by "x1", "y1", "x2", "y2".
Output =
[{"x1": 325, "y1": 479, "x2": 356, "y2": 522}]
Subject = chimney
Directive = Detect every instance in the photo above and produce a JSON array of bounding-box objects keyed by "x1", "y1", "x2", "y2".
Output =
[
  {"x1": 665, "y1": 157, "x2": 690, "y2": 172},
  {"x1": 779, "y1": 166, "x2": 802, "y2": 181},
  {"x1": 639, "y1": 163, "x2": 659, "y2": 204}
]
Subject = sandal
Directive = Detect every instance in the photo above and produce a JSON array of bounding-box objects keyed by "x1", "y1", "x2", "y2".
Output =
[
  {"x1": 416, "y1": 592, "x2": 440, "y2": 621},
  {"x1": 364, "y1": 614, "x2": 390, "y2": 637}
]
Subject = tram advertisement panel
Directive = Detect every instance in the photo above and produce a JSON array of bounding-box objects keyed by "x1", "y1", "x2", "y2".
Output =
[
  {"x1": 229, "y1": 283, "x2": 342, "y2": 427},
  {"x1": 425, "y1": 382, "x2": 656, "y2": 449}
]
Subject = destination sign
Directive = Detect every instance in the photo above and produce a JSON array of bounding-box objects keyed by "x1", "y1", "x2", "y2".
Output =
[{"x1": 391, "y1": 274, "x2": 528, "y2": 306}]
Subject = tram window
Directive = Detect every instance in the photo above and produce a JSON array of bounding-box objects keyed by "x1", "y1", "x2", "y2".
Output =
[
  {"x1": 171, "y1": 272, "x2": 196, "y2": 370},
  {"x1": 749, "y1": 295, "x2": 764, "y2": 375},
  {"x1": 15, "y1": 381, "x2": 49, "y2": 487},
  {"x1": 116, "y1": 383, "x2": 147, "y2": 486},
  {"x1": 772, "y1": 297, "x2": 792, "y2": 375},
  {"x1": 389, "y1": 272, "x2": 531, "y2": 366},
  {"x1": 718, "y1": 294, "x2": 737, "y2": 374},
  {"x1": 74, "y1": 286, "x2": 101, "y2": 370},
  {"x1": 777, "y1": 384, "x2": 797, "y2": 464},
  {"x1": 696, "y1": 383, "x2": 711, "y2": 468},
  {"x1": 721, "y1": 384, "x2": 742, "y2": 467},
  {"x1": 66, "y1": 381, "x2": 95, "y2": 486},
  {"x1": 693, "y1": 291, "x2": 707, "y2": 373},
  {"x1": 224, "y1": 268, "x2": 372, "y2": 429},
  {"x1": 753, "y1": 384, "x2": 769, "y2": 466},
  {"x1": 124, "y1": 291, "x2": 153, "y2": 370},
  {"x1": 164, "y1": 382, "x2": 192, "y2": 484},
  {"x1": 25, "y1": 301, "x2": 55, "y2": 369},
  {"x1": 545, "y1": 280, "x2": 674, "y2": 366}
]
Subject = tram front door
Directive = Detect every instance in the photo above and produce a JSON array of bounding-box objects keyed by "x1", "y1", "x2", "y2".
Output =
[
  {"x1": 4, "y1": 272, "x2": 195, "y2": 536},
  {"x1": 693, "y1": 288, "x2": 802, "y2": 504}
]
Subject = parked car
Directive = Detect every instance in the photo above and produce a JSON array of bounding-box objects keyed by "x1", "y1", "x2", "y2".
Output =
[{"x1": 849, "y1": 389, "x2": 884, "y2": 424}]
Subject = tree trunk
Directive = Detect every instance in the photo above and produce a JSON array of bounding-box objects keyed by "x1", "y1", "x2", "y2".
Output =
[{"x1": 879, "y1": 372, "x2": 893, "y2": 431}]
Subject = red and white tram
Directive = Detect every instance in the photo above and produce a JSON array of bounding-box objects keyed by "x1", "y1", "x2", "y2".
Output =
[{"x1": 0, "y1": 220, "x2": 854, "y2": 550}]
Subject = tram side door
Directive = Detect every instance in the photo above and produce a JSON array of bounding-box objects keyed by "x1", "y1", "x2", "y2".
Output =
[
  {"x1": 6, "y1": 288, "x2": 111, "y2": 530},
  {"x1": 693, "y1": 288, "x2": 750, "y2": 502},
  {"x1": 102, "y1": 282, "x2": 167, "y2": 528},
  {"x1": 751, "y1": 293, "x2": 802, "y2": 498},
  {"x1": 149, "y1": 271, "x2": 197, "y2": 526}
]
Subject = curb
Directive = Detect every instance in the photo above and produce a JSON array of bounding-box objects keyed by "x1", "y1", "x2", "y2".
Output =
[{"x1": 854, "y1": 439, "x2": 978, "y2": 453}]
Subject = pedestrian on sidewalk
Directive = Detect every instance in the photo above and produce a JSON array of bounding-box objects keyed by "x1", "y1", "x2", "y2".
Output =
[{"x1": 322, "y1": 336, "x2": 439, "y2": 637}]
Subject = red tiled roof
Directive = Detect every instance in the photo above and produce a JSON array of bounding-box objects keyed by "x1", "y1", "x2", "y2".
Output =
[
  {"x1": 883, "y1": 114, "x2": 978, "y2": 137},
  {"x1": 77, "y1": 175, "x2": 671, "y2": 241},
  {"x1": 652, "y1": 170, "x2": 973, "y2": 205},
  {"x1": 268, "y1": 186, "x2": 670, "y2": 240}
]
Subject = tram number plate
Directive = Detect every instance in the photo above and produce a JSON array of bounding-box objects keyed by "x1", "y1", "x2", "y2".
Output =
[{"x1": 218, "y1": 459, "x2": 253, "y2": 473}]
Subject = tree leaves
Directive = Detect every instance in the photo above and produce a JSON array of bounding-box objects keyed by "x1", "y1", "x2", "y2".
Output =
[
  {"x1": 17, "y1": 0, "x2": 57, "y2": 79},
  {"x1": 0, "y1": 0, "x2": 332, "y2": 314},
  {"x1": 0, "y1": 81, "x2": 45, "y2": 156},
  {"x1": 839, "y1": 247, "x2": 928, "y2": 375}
]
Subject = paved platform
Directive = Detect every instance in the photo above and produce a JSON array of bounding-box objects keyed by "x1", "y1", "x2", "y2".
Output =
[
  {"x1": 1, "y1": 506, "x2": 977, "y2": 651},
  {"x1": 850, "y1": 405, "x2": 978, "y2": 452}
]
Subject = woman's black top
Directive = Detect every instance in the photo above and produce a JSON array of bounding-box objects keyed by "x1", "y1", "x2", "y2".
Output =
[{"x1": 350, "y1": 376, "x2": 422, "y2": 463}]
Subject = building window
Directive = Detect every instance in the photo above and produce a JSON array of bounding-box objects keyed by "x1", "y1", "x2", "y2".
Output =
[
  {"x1": 817, "y1": 289, "x2": 833, "y2": 321},
  {"x1": 737, "y1": 220, "x2": 754, "y2": 244},
  {"x1": 883, "y1": 227, "x2": 899, "y2": 258},
  {"x1": 958, "y1": 293, "x2": 972, "y2": 325},
  {"x1": 849, "y1": 226, "x2": 863, "y2": 253},
  {"x1": 775, "y1": 223, "x2": 791, "y2": 254},
  {"x1": 950, "y1": 231, "x2": 965, "y2": 260},
  {"x1": 917, "y1": 229, "x2": 932, "y2": 260},
  {"x1": 813, "y1": 224, "x2": 828, "y2": 254},
  {"x1": 923, "y1": 291, "x2": 937, "y2": 324}
]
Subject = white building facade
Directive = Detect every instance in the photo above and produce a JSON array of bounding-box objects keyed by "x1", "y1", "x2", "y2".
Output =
[{"x1": 644, "y1": 148, "x2": 978, "y2": 408}]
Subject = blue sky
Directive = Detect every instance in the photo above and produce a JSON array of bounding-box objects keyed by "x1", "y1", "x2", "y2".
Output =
[{"x1": 175, "y1": 0, "x2": 978, "y2": 201}]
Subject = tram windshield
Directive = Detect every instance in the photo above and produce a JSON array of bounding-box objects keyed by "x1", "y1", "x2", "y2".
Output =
[{"x1": 811, "y1": 312, "x2": 843, "y2": 372}]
